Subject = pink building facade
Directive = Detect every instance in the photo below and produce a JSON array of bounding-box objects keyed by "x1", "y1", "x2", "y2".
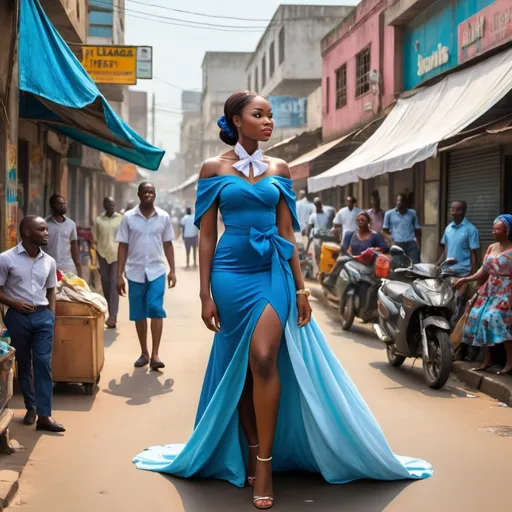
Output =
[{"x1": 321, "y1": 0, "x2": 402, "y2": 141}]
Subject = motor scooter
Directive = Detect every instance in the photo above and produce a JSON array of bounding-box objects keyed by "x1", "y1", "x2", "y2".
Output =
[
  {"x1": 338, "y1": 251, "x2": 382, "y2": 330},
  {"x1": 374, "y1": 245, "x2": 457, "y2": 389}
]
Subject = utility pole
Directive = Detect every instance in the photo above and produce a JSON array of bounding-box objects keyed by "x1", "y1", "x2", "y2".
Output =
[{"x1": 152, "y1": 92, "x2": 156, "y2": 145}]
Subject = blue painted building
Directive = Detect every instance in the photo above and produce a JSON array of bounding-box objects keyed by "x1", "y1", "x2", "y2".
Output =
[{"x1": 403, "y1": 0, "x2": 495, "y2": 90}]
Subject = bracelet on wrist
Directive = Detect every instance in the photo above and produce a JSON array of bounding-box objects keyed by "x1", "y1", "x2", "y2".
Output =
[{"x1": 296, "y1": 288, "x2": 311, "y2": 298}]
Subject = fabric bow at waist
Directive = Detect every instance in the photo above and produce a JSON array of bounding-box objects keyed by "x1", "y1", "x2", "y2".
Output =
[
  {"x1": 224, "y1": 225, "x2": 295, "y2": 306},
  {"x1": 249, "y1": 226, "x2": 294, "y2": 261}
]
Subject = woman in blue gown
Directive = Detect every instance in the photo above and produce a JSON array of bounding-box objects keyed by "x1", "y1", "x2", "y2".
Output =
[{"x1": 133, "y1": 92, "x2": 432, "y2": 509}]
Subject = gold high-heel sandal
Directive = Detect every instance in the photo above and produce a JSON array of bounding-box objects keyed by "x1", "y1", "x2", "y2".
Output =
[
  {"x1": 253, "y1": 455, "x2": 274, "y2": 510},
  {"x1": 247, "y1": 444, "x2": 259, "y2": 487}
]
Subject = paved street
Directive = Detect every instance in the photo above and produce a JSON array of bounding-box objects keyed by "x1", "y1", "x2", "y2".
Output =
[{"x1": 4, "y1": 242, "x2": 512, "y2": 512}]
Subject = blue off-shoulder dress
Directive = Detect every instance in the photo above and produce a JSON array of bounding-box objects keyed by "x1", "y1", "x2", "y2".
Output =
[{"x1": 133, "y1": 175, "x2": 433, "y2": 486}]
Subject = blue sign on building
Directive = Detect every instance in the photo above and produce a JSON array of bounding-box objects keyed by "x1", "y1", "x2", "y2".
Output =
[
  {"x1": 268, "y1": 96, "x2": 307, "y2": 128},
  {"x1": 403, "y1": 0, "x2": 495, "y2": 90}
]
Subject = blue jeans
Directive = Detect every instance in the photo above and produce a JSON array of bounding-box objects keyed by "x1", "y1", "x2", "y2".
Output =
[
  {"x1": 5, "y1": 308, "x2": 55, "y2": 417},
  {"x1": 396, "y1": 240, "x2": 420, "y2": 264}
]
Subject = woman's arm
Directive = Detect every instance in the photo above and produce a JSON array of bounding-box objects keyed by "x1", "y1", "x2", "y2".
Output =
[
  {"x1": 198, "y1": 161, "x2": 221, "y2": 332},
  {"x1": 275, "y1": 162, "x2": 312, "y2": 326}
]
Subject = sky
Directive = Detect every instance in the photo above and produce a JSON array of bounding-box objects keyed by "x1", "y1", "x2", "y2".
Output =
[{"x1": 125, "y1": 0, "x2": 359, "y2": 163}]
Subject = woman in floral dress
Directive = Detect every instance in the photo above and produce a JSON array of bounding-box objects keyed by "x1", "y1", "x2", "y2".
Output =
[{"x1": 455, "y1": 215, "x2": 512, "y2": 374}]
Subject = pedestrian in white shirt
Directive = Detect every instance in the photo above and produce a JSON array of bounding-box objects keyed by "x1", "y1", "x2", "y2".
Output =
[
  {"x1": 116, "y1": 182, "x2": 177, "y2": 370},
  {"x1": 180, "y1": 206, "x2": 199, "y2": 269},
  {"x1": 333, "y1": 196, "x2": 361, "y2": 242},
  {"x1": 296, "y1": 190, "x2": 314, "y2": 235}
]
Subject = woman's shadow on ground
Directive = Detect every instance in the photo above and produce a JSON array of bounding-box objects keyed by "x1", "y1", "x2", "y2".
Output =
[{"x1": 167, "y1": 472, "x2": 411, "y2": 512}]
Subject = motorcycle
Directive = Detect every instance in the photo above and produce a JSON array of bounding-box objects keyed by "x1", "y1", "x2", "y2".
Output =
[
  {"x1": 338, "y1": 250, "x2": 383, "y2": 331},
  {"x1": 373, "y1": 245, "x2": 457, "y2": 389},
  {"x1": 297, "y1": 236, "x2": 313, "y2": 279}
]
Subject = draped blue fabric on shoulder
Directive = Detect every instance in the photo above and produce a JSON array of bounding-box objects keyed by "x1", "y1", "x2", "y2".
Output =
[
  {"x1": 133, "y1": 175, "x2": 433, "y2": 486},
  {"x1": 18, "y1": 0, "x2": 164, "y2": 170}
]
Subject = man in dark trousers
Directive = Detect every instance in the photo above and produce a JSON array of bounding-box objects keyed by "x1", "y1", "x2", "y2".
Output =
[{"x1": 0, "y1": 216, "x2": 65, "y2": 432}]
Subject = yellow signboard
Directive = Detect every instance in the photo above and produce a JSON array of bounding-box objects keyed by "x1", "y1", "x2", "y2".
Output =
[
  {"x1": 115, "y1": 163, "x2": 138, "y2": 182},
  {"x1": 81, "y1": 46, "x2": 137, "y2": 85}
]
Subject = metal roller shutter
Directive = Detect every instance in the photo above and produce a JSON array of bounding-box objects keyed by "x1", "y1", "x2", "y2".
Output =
[{"x1": 447, "y1": 146, "x2": 501, "y2": 250}]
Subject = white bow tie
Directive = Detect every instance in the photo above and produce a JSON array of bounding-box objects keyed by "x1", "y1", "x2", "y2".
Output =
[{"x1": 232, "y1": 143, "x2": 269, "y2": 178}]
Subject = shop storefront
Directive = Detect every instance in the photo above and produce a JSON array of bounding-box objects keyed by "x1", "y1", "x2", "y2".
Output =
[{"x1": 309, "y1": 0, "x2": 512, "y2": 259}]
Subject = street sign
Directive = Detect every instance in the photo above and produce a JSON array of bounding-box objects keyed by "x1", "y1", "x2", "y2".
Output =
[
  {"x1": 137, "y1": 46, "x2": 153, "y2": 79},
  {"x1": 81, "y1": 45, "x2": 137, "y2": 85},
  {"x1": 268, "y1": 96, "x2": 307, "y2": 128}
]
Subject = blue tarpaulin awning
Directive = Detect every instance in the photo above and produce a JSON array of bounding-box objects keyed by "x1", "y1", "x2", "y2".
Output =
[{"x1": 18, "y1": 0, "x2": 164, "y2": 171}]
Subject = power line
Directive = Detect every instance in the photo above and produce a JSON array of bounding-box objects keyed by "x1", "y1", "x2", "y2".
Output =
[
  {"x1": 92, "y1": 0, "x2": 268, "y2": 30},
  {"x1": 155, "y1": 76, "x2": 201, "y2": 93},
  {"x1": 127, "y1": 1, "x2": 352, "y2": 24},
  {"x1": 123, "y1": 10, "x2": 265, "y2": 32},
  {"x1": 127, "y1": 0, "x2": 272, "y2": 22}
]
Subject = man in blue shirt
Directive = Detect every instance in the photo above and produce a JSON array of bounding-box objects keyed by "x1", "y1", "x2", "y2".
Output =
[
  {"x1": 437, "y1": 201, "x2": 479, "y2": 277},
  {"x1": 383, "y1": 193, "x2": 421, "y2": 263}
]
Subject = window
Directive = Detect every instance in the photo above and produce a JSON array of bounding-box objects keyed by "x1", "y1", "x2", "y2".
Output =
[
  {"x1": 255, "y1": 67, "x2": 259, "y2": 92},
  {"x1": 279, "y1": 27, "x2": 285, "y2": 64},
  {"x1": 248, "y1": 74, "x2": 251, "y2": 91},
  {"x1": 335, "y1": 64, "x2": 347, "y2": 109},
  {"x1": 325, "y1": 76, "x2": 330, "y2": 114},
  {"x1": 90, "y1": 0, "x2": 112, "y2": 7},
  {"x1": 269, "y1": 41, "x2": 275, "y2": 77},
  {"x1": 262, "y1": 55, "x2": 267, "y2": 87},
  {"x1": 356, "y1": 46, "x2": 371, "y2": 97},
  {"x1": 89, "y1": 25, "x2": 113, "y2": 38},
  {"x1": 90, "y1": 10, "x2": 113, "y2": 25}
]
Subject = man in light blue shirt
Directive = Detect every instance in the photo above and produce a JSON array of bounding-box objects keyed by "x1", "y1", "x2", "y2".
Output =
[
  {"x1": 0, "y1": 216, "x2": 65, "y2": 432},
  {"x1": 307, "y1": 198, "x2": 330, "y2": 265},
  {"x1": 180, "y1": 206, "x2": 200, "y2": 268},
  {"x1": 296, "y1": 190, "x2": 314, "y2": 235},
  {"x1": 383, "y1": 193, "x2": 421, "y2": 263},
  {"x1": 438, "y1": 201, "x2": 479, "y2": 276}
]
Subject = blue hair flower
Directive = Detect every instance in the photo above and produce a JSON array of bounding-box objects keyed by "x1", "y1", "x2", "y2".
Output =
[{"x1": 217, "y1": 115, "x2": 237, "y2": 139}]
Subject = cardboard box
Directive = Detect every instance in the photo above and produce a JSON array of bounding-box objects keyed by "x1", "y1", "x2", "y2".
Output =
[
  {"x1": 52, "y1": 312, "x2": 105, "y2": 393},
  {"x1": 56, "y1": 300, "x2": 102, "y2": 318}
]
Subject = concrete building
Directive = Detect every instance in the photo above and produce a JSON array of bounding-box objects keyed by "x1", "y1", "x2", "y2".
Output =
[
  {"x1": 321, "y1": 0, "x2": 401, "y2": 142},
  {"x1": 39, "y1": 0, "x2": 88, "y2": 44},
  {"x1": 247, "y1": 4, "x2": 353, "y2": 146},
  {"x1": 201, "y1": 52, "x2": 253, "y2": 160},
  {"x1": 128, "y1": 90, "x2": 148, "y2": 140},
  {"x1": 309, "y1": 0, "x2": 512, "y2": 265}
]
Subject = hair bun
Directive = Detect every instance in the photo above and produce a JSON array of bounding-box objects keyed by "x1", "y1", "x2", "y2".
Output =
[{"x1": 217, "y1": 114, "x2": 238, "y2": 146}]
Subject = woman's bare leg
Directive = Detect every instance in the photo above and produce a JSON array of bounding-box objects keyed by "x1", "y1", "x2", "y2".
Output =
[
  {"x1": 500, "y1": 341, "x2": 512, "y2": 373},
  {"x1": 475, "y1": 346, "x2": 492, "y2": 370},
  {"x1": 238, "y1": 368, "x2": 258, "y2": 483},
  {"x1": 249, "y1": 305, "x2": 282, "y2": 508}
]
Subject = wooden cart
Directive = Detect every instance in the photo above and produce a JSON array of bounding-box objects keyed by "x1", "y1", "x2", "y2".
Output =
[{"x1": 53, "y1": 301, "x2": 105, "y2": 395}]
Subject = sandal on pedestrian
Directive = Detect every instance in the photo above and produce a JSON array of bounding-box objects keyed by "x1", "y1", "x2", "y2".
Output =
[
  {"x1": 134, "y1": 355, "x2": 149, "y2": 368},
  {"x1": 253, "y1": 456, "x2": 274, "y2": 510},
  {"x1": 471, "y1": 364, "x2": 493, "y2": 372},
  {"x1": 247, "y1": 444, "x2": 259, "y2": 487}
]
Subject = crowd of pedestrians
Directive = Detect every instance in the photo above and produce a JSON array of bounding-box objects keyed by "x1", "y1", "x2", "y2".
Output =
[{"x1": 297, "y1": 189, "x2": 512, "y2": 373}]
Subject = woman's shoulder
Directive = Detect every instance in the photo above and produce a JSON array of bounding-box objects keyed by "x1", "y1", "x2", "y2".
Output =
[
  {"x1": 265, "y1": 156, "x2": 291, "y2": 179},
  {"x1": 199, "y1": 153, "x2": 235, "y2": 179}
]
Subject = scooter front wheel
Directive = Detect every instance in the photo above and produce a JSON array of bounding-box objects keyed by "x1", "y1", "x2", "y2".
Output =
[
  {"x1": 340, "y1": 294, "x2": 355, "y2": 331},
  {"x1": 423, "y1": 329, "x2": 452, "y2": 389},
  {"x1": 386, "y1": 343, "x2": 406, "y2": 367}
]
